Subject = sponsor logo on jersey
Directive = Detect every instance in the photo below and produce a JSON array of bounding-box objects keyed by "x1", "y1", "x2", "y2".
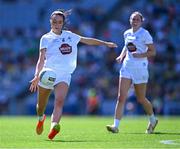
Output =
[
  {"x1": 59, "y1": 43, "x2": 72, "y2": 54},
  {"x1": 127, "y1": 42, "x2": 136, "y2": 52}
]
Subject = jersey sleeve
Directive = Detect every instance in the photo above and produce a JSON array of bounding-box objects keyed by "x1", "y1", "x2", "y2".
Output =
[
  {"x1": 71, "y1": 32, "x2": 81, "y2": 44},
  {"x1": 144, "y1": 31, "x2": 153, "y2": 44},
  {"x1": 123, "y1": 31, "x2": 127, "y2": 45},
  {"x1": 39, "y1": 36, "x2": 48, "y2": 50}
]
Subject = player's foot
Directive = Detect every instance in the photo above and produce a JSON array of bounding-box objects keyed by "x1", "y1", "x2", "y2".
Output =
[
  {"x1": 36, "y1": 114, "x2": 46, "y2": 135},
  {"x1": 48, "y1": 124, "x2": 60, "y2": 140},
  {"x1": 106, "y1": 125, "x2": 119, "y2": 133},
  {"x1": 146, "y1": 119, "x2": 158, "y2": 134}
]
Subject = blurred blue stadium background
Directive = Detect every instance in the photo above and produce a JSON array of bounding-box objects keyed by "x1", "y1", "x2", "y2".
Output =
[{"x1": 0, "y1": 0, "x2": 180, "y2": 116}]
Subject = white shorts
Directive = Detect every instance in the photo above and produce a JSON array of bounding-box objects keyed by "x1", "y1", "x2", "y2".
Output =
[
  {"x1": 39, "y1": 72, "x2": 71, "y2": 90},
  {"x1": 120, "y1": 66, "x2": 149, "y2": 84}
]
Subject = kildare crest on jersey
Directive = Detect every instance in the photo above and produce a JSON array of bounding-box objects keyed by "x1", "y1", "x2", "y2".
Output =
[{"x1": 59, "y1": 43, "x2": 72, "y2": 55}]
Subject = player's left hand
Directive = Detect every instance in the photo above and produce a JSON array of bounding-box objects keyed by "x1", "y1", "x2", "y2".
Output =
[{"x1": 132, "y1": 52, "x2": 142, "y2": 58}]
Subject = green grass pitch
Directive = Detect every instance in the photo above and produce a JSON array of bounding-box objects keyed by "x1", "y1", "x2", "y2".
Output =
[{"x1": 0, "y1": 116, "x2": 180, "y2": 149}]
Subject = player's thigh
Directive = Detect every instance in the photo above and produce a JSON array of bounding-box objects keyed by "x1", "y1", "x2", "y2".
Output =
[
  {"x1": 54, "y1": 82, "x2": 69, "y2": 101},
  {"x1": 118, "y1": 77, "x2": 132, "y2": 100},
  {"x1": 134, "y1": 83, "x2": 147, "y2": 101},
  {"x1": 54, "y1": 72, "x2": 71, "y2": 100}
]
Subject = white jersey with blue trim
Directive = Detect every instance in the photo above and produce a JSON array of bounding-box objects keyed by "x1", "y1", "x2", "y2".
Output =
[
  {"x1": 40, "y1": 30, "x2": 81, "y2": 73},
  {"x1": 123, "y1": 27, "x2": 153, "y2": 67}
]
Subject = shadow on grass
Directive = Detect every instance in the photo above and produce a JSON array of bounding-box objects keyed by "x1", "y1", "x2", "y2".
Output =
[
  {"x1": 44, "y1": 132, "x2": 180, "y2": 142},
  {"x1": 125, "y1": 132, "x2": 180, "y2": 135},
  {"x1": 45, "y1": 139, "x2": 107, "y2": 142},
  {"x1": 154, "y1": 132, "x2": 180, "y2": 135}
]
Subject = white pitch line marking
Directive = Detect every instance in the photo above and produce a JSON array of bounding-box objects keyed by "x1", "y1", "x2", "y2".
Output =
[{"x1": 160, "y1": 140, "x2": 179, "y2": 145}]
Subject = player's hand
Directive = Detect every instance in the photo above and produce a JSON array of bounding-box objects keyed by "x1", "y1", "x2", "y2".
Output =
[
  {"x1": 29, "y1": 76, "x2": 40, "y2": 92},
  {"x1": 132, "y1": 52, "x2": 142, "y2": 58},
  {"x1": 106, "y1": 42, "x2": 118, "y2": 48},
  {"x1": 116, "y1": 55, "x2": 124, "y2": 63}
]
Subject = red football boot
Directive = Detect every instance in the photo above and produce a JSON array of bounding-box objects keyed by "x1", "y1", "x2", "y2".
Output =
[
  {"x1": 36, "y1": 114, "x2": 46, "y2": 135},
  {"x1": 48, "y1": 124, "x2": 60, "y2": 140}
]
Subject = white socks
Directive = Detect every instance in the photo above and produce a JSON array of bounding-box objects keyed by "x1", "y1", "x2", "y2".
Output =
[
  {"x1": 38, "y1": 115, "x2": 44, "y2": 121},
  {"x1": 149, "y1": 114, "x2": 156, "y2": 124},
  {"x1": 51, "y1": 122, "x2": 58, "y2": 130},
  {"x1": 113, "y1": 119, "x2": 120, "y2": 128},
  {"x1": 112, "y1": 115, "x2": 156, "y2": 129}
]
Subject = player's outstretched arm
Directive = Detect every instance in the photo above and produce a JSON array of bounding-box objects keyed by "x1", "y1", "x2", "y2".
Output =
[{"x1": 80, "y1": 37, "x2": 118, "y2": 48}]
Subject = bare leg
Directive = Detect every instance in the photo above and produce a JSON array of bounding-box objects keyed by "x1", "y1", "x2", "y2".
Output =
[
  {"x1": 106, "y1": 77, "x2": 131, "y2": 133},
  {"x1": 51, "y1": 82, "x2": 69, "y2": 124},
  {"x1": 36, "y1": 86, "x2": 51, "y2": 135},
  {"x1": 134, "y1": 83, "x2": 158, "y2": 133},
  {"x1": 134, "y1": 83, "x2": 153, "y2": 115},
  {"x1": 115, "y1": 77, "x2": 132, "y2": 120},
  {"x1": 37, "y1": 86, "x2": 52, "y2": 116}
]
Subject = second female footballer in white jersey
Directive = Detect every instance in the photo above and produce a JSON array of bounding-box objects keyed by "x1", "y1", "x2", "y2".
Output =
[
  {"x1": 106, "y1": 11, "x2": 158, "y2": 134},
  {"x1": 120, "y1": 27, "x2": 153, "y2": 84},
  {"x1": 29, "y1": 9, "x2": 117, "y2": 140}
]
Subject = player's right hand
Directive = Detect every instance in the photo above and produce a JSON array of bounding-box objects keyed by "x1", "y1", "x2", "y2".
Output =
[
  {"x1": 29, "y1": 76, "x2": 40, "y2": 92},
  {"x1": 116, "y1": 55, "x2": 124, "y2": 63}
]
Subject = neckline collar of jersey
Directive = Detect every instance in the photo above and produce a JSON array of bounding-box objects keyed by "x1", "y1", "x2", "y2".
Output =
[
  {"x1": 50, "y1": 30, "x2": 64, "y2": 36},
  {"x1": 131, "y1": 27, "x2": 142, "y2": 34}
]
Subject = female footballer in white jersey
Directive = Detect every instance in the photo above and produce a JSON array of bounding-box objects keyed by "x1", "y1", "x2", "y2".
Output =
[
  {"x1": 29, "y1": 9, "x2": 117, "y2": 140},
  {"x1": 106, "y1": 11, "x2": 158, "y2": 134}
]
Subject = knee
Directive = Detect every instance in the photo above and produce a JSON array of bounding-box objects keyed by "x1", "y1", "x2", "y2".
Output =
[{"x1": 137, "y1": 98, "x2": 145, "y2": 104}]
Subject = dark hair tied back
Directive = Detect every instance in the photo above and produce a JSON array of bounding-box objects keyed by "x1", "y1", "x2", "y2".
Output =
[{"x1": 51, "y1": 9, "x2": 72, "y2": 22}]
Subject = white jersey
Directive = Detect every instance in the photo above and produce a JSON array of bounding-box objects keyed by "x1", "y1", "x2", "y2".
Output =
[
  {"x1": 40, "y1": 30, "x2": 81, "y2": 73},
  {"x1": 123, "y1": 27, "x2": 153, "y2": 67}
]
